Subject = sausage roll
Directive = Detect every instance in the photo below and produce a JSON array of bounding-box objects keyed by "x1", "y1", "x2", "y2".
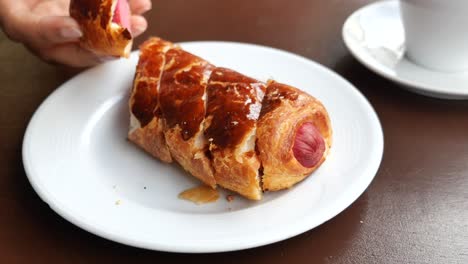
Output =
[{"x1": 128, "y1": 37, "x2": 333, "y2": 200}]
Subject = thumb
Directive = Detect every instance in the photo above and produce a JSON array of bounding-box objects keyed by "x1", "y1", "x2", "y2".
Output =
[{"x1": 28, "y1": 16, "x2": 83, "y2": 48}]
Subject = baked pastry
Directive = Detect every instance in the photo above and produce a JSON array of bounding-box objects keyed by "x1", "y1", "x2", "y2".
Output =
[
  {"x1": 128, "y1": 37, "x2": 332, "y2": 200},
  {"x1": 205, "y1": 68, "x2": 266, "y2": 200},
  {"x1": 256, "y1": 81, "x2": 332, "y2": 191},
  {"x1": 159, "y1": 48, "x2": 217, "y2": 188},
  {"x1": 70, "y1": 0, "x2": 133, "y2": 57},
  {"x1": 128, "y1": 38, "x2": 174, "y2": 163}
]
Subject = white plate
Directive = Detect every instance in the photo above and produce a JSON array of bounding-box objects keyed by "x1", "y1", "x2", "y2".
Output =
[
  {"x1": 23, "y1": 41, "x2": 383, "y2": 253},
  {"x1": 342, "y1": 0, "x2": 468, "y2": 100}
]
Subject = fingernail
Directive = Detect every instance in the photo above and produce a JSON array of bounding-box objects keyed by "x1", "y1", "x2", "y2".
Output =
[
  {"x1": 142, "y1": 3, "x2": 152, "y2": 12},
  {"x1": 133, "y1": 25, "x2": 146, "y2": 35},
  {"x1": 99, "y1": 56, "x2": 117, "y2": 62},
  {"x1": 60, "y1": 27, "x2": 82, "y2": 39},
  {"x1": 137, "y1": 1, "x2": 152, "y2": 13}
]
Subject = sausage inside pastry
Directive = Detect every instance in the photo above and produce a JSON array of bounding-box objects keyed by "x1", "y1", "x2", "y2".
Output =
[{"x1": 256, "y1": 81, "x2": 332, "y2": 191}]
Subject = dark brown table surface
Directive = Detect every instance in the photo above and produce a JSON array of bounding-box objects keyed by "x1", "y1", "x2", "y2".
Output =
[{"x1": 1, "y1": 0, "x2": 467, "y2": 263}]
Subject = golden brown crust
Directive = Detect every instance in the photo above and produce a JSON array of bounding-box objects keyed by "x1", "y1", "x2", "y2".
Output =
[
  {"x1": 210, "y1": 149, "x2": 262, "y2": 200},
  {"x1": 128, "y1": 38, "x2": 174, "y2": 163},
  {"x1": 257, "y1": 81, "x2": 332, "y2": 191},
  {"x1": 159, "y1": 48, "x2": 216, "y2": 188},
  {"x1": 164, "y1": 128, "x2": 216, "y2": 188},
  {"x1": 128, "y1": 118, "x2": 172, "y2": 162},
  {"x1": 70, "y1": 0, "x2": 132, "y2": 57},
  {"x1": 205, "y1": 68, "x2": 266, "y2": 200}
]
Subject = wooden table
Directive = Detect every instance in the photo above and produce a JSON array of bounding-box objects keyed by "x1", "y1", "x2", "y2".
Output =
[{"x1": 1, "y1": 0, "x2": 467, "y2": 263}]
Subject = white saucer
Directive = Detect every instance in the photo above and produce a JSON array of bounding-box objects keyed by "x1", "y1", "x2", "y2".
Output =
[
  {"x1": 22, "y1": 41, "x2": 383, "y2": 253},
  {"x1": 342, "y1": 0, "x2": 468, "y2": 100}
]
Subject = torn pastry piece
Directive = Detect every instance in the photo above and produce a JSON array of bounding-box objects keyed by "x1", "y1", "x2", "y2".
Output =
[
  {"x1": 70, "y1": 0, "x2": 133, "y2": 57},
  {"x1": 205, "y1": 68, "x2": 266, "y2": 200},
  {"x1": 158, "y1": 48, "x2": 217, "y2": 188},
  {"x1": 128, "y1": 38, "x2": 174, "y2": 162},
  {"x1": 257, "y1": 81, "x2": 332, "y2": 191}
]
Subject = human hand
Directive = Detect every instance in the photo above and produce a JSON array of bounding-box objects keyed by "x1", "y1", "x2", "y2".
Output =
[{"x1": 0, "y1": 0, "x2": 151, "y2": 67}]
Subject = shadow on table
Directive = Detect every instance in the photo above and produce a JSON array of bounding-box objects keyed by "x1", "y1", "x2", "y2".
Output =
[{"x1": 333, "y1": 54, "x2": 468, "y2": 111}]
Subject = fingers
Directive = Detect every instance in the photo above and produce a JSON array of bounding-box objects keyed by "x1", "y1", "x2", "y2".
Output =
[
  {"x1": 34, "y1": 16, "x2": 83, "y2": 46},
  {"x1": 16, "y1": 14, "x2": 104, "y2": 67},
  {"x1": 1, "y1": 0, "x2": 150, "y2": 68},
  {"x1": 130, "y1": 15, "x2": 148, "y2": 37},
  {"x1": 14, "y1": 15, "x2": 83, "y2": 48},
  {"x1": 128, "y1": 0, "x2": 151, "y2": 38},
  {"x1": 129, "y1": 0, "x2": 152, "y2": 15},
  {"x1": 38, "y1": 43, "x2": 110, "y2": 68}
]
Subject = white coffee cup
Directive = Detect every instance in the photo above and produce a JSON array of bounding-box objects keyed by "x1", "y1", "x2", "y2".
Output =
[{"x1": 400, "y1": 0, "x2": 468, "y2": 72}]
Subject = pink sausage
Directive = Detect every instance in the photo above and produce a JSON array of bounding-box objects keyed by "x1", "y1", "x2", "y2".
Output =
[
  {"x1": 113, "y1": 0, "x2": 131, "y2": 31},
  {"x1": 292, "y1": 122, "x2": 326, "y2": 168}
]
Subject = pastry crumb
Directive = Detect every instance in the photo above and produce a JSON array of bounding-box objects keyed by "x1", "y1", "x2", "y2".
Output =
[{"x1": 226, "y1": 195, "x2": 235, "y2": 202}]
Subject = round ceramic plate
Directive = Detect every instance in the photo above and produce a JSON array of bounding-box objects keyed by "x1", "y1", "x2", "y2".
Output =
[
  {"x1": 342, "y1": 0, "x2": 468, "y2": 99},
  {"x1": 23, "y1": 41, "x2": 383, "y2": 253}
]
